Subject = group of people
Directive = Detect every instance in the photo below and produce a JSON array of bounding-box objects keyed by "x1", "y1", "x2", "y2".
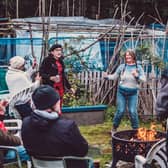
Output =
[
  {"x1": 0, "y1": 44, "x2": 88, "y2": 167},
  {"x1": 0, "y1": 85, "x2": 89, "y2": 167},
  {"x1": 0, "y1": 44, "x2": 167, "y2": 166},
  {"x1": 6, "y1": 44, "x2": 75, "y2": 115}
]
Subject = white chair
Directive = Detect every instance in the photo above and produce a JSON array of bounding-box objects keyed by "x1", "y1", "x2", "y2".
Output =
[
  {"x1": 2, "y1": 119, "x2": 32, "y2": 168},
  {"x1": 4, "y1": 119, "x2": 22, "y2": 137},
  {"x1": 8, "y1": 85, "x2": 35, "y2": 119},
  {"x1": 135, "y1": 138, "x2": 168, "y2": 168}
]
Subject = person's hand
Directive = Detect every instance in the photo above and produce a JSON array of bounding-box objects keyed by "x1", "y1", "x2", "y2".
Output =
[
  {"x1": 132, "y1": 69, "x2": 139, "y2": 77},
  {"x1": 35, "y1": 72, "x2": 41, "y2": 81},
  {"x1": 0, "y1": 100, "x2": 8, "y2": 115},
  {"x1": 0, "y1": 100, "x2": 8, "y2": 107},
  {"x1": 70, "y1": 88, "x2": 76, "y2": 94},
  {"x1": 50, "y1": 75, "x2": 60, "y2": 83},
  {"x1": 32, "y1": 58, "x2": 38, "y2": 69},
  {"x1": 102, "y1": 71, "x2": 108, "y2": 78}
]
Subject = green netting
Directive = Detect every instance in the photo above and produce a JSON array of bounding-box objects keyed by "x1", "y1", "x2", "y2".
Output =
[{"x1": 0, "y1": 67, "x2": 9, "y2": 93}]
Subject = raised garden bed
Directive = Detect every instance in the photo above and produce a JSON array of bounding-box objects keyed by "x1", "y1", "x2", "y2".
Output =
[{"x1": 62, "y1": 105, "x2": 107, "y2": 125}]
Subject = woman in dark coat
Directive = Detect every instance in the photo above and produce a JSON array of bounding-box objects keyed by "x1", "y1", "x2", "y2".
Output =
[{"x1": 39, "y1": 44, "x2": 75, "y2": 114}]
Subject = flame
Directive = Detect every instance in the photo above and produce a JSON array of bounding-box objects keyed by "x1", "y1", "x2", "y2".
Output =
[{"x1": 136, "y1": 124, "x2": 158, "y2": 141}]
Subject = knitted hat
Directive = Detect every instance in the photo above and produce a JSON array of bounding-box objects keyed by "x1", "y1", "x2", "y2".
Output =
[
  {"x1": 49, "y1": 44, "x2": 62, "y2": 52},
  {"x1": 32, "y1": 85, "x2": 60, "y2": 110},
  {"x1": 10, "y1": 56, "x2": 25, "y2": 69}
]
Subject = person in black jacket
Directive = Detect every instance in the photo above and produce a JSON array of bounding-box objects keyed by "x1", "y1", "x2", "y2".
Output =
[
  {"x1": 39, "y1": 44, "x2": 75, "y2": 115},
  {"x1": 155, "y1": 68, "x2": 168, "y2": 157},
  {"x1": 21, "y1": 85, "x2": 88, "y2": 167}
]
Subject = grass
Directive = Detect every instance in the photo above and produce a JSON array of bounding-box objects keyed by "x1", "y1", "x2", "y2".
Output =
[{"x1": 80, "y1": 122, "x2": 112, "y2": 168}]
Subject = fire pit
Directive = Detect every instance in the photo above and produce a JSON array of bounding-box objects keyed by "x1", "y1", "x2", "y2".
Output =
[{"x1": 111, "y1": 129, "x2": 166, "y2": 168}]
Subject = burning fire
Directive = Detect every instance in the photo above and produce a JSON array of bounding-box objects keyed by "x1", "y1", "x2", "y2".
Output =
[{"x1": 132, "y1": 124, "x2": 159, "y2": 141}]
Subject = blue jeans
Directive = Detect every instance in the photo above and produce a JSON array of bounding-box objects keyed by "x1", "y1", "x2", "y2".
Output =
[
  {"x1": 5, "y1": 145, "x2": 29, "y2": 162},
  {"x1": 113, "y1": 86, "x2": 139, "y2": 129}
]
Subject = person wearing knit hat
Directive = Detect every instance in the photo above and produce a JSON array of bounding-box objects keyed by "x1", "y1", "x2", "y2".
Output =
[
  {"x1": 19, "y1": 85, "x2": 88, "y2": 167},
  {"x1": 39, "y1": 44, "x2": 75, "y2": 115},
  {"x1": 6, "y1": 56, "x2": 41, "y2": 97},
  {"x1": 32, "y1": 85, "x2": 60, "y2": 111},
  {"x1": 5, "y1": 56, "x2": 41, "y2": 118},
  {"x1": 48, "y1": 44, "x2": 62, "y2": 52},
  {"x1": 9, "y1": 56, "x2": 25, "y2": 69}
]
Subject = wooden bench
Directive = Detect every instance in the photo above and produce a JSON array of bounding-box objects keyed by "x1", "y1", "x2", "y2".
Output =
[{"x1": 135, "y1": 138, "x2": 168, "y2": 168}]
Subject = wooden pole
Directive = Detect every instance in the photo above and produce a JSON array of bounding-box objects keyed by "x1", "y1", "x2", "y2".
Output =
[
  {"x1": 72, "y1": 0, "x2": 75, "y2": 16},
  {"x1": 16, "y1": 0, "x2": 19, "y2": 18},
  {"x1": 40, "y1": 0, "x2": 46, "y2": 64},
  {"x1": 97, "y1": 0, "x2": 100, "y2": 19},
  {"x1": 42, "y1": 0, "x2": 45, "y2": 17},
  {"x1": 28, "y1": 23, "x2": 35, "y2": 60},
  {"x1": 5, "y1": 0, "x2": 8, "y2": 17},
  {"x1": 39, "y1": 0, "x2": 41, "y2": 16},
  {"x1": 82, "y1": 0, "x2": 85, "y2": 16},
  {"x1": 67, "y1": 0, "x2": 69, "y2": 16},
  {"x1": 49, "y1": 0, "x2": 53, "y2": 16}
]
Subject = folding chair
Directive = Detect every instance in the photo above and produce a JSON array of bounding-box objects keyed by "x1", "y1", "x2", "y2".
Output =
[
  {"x1": 0, "y1": 145, "x2": 22, "y2": 168},
  {"x1": 63, "y1": 156, "x2": 94, "y2": 168},
  {"x1": 4, "y1": 119, "x2": 22, "y2": 137},
  {"x1": 2, "y1": 119, "x2": 31, "y2": 168},
  {"x1": 31, "y1": 155, "x2": 64, "y2": 168}
]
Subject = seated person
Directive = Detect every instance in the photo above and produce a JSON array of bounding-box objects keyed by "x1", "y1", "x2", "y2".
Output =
[
  {"x1": 0, "y1": 100, "x2": 29, "y2": 166},
  {"x1": 19, "y1": 85, "x2": 89, "y2": 168},
  {"x1": 5, "y1": 56, "x2": 41, "y2": 119},
  {"x1": 6, "y1": 56, "x2": 40, "y2": 97},
  {"x1": 155, "y1": 67, "x2": 168, "y2": 157}
]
